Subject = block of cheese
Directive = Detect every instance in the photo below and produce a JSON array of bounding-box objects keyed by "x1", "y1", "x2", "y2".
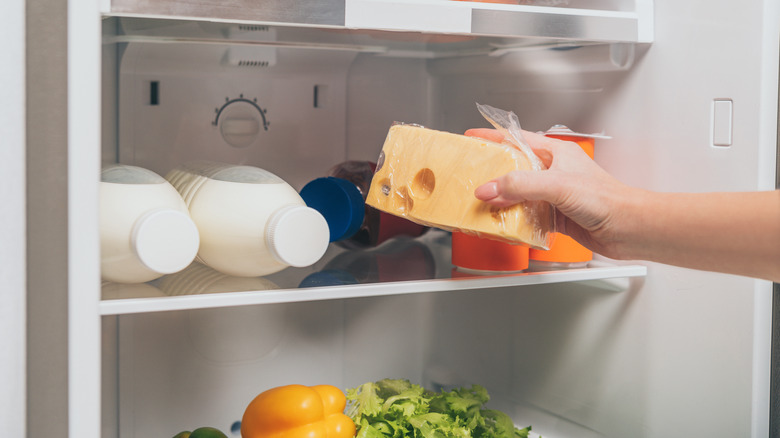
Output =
[{"x1": 365, "y1": 124, "x2": 554, "y2": 249}]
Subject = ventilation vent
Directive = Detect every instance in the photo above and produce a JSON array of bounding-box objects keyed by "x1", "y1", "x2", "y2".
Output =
[
  {"x1": 223, "y1": 26, "x2": 278, "y2": 68},
  {"x1": 236, "y1": 60, "x2": 271, "y2": 67},
  {"x1": 238, "y1": 25, "x2": 271, "y2": 32}
]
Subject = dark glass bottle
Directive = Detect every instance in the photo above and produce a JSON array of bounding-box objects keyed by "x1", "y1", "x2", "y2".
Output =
[{"x1": 300, "y1": 160, "x2": 428, "y2": 249}]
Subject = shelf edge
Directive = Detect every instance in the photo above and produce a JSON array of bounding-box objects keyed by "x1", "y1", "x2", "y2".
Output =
[{"x1": 100, "y1": 264, "x2": 647, "y2": 315}]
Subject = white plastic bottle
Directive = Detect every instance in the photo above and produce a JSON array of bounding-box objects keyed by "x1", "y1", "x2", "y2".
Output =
[
  {"x1": 165, "y1": 162, "x2": 330, "y2": 277},
  {"x1": 100, "y1": 164, "x2": 200, "y2": 283}
]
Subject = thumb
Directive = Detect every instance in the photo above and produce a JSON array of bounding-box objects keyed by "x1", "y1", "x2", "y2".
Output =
[{"x1": 475, "y1": 170, "x2": 562, "y2": 208}]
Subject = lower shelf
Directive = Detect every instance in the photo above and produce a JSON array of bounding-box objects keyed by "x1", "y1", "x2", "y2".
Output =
[{"x1": 99, "y1": 230, "x2": 647, "y2": 316}]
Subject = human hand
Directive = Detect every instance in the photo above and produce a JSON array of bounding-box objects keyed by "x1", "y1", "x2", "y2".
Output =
[
  {"x1": 466, "y1": 128, "x2": 641, "y2": 258},
  {"x1": 463, "y1": 128, "x2": 780, "y2": 279}
]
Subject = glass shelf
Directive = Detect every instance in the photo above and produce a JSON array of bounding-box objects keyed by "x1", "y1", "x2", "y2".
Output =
[
  {"x1": 100, "y1": 230, "x2": 647, "y2": 315},
  {"x1": 103, "y1": 16, "x2": 618, "y2": 61}
]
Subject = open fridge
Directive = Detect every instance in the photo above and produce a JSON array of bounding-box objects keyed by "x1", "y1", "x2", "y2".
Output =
[{"x1": 10, "y1": 0, "x2": 780, "y2": 437}]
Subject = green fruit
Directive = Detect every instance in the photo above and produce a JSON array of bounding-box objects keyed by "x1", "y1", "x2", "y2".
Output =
[
  {"x1": 172, "y1": 432, "x2": 191, "y2": 438},
  {"x1": 189, "y1": 427, "x2": 228, "y2": 438}
]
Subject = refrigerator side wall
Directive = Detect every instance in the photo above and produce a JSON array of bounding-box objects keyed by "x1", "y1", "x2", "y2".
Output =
[
  {"x1": 1, "y1": 0, "x2": 27, "y2": 436},
  {"x1": 26, "y1": 0, "x2": 70, "y2": 436}
]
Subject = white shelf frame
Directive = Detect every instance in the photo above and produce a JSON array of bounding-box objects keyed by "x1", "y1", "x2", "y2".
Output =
[
  {"x1": 100, "y1": 264, "x2": 647, "y2": 315},
  {"x1": 104, "y1": 0, "x2": 653, "y2": 44}
]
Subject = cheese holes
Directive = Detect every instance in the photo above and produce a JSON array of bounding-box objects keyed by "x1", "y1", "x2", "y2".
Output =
[
  {"x1": 377, "y1": 177, "x2": 413, "y2": 213},
  {"x1": 490, "y1": 206, "x2": 507, "y2": 223},
  {"x1": 379, "y1": 178, "x2": 392, "y2": 196},
  {"x1": 412, "y1": 168, "x2": 435, "y2": 199},
  {"x1": 397, "y1": 186, "x2": 414, "y2": 213},
  {"x1": 376, "y1": 151, "x2": 386, "y2": 172}
]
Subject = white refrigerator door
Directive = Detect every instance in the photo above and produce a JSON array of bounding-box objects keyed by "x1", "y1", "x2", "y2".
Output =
[{"x1": 420, "y1": 2, "x2": 777, "y2": 438}]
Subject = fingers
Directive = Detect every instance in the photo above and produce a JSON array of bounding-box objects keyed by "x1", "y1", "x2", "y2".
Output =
[
  {"x1": 517, "y1": 130, "x2": 556, "y2": 168},
  {"x1": 464, "y1": 128, "x2": 558, "y2": 168},
  {"x1": 466, "y1": 128, "x2": 560, "y2": 207},
  {"x1": 474, "y1": 181, "x2": 500, "y2": 201},
  {"x1": 464, "y1": 128, "x2": 505, "y2": 143},
  {"x1": 475, "y1": 170, "x2": 561, "y2": 208}
]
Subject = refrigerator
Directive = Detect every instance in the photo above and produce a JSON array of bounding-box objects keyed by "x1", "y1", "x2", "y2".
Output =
[{"x1": 7, "y1": 0, "x2": 779, "y2": 437}]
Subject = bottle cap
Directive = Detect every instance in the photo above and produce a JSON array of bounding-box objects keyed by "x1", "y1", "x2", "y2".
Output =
[
  {"x1": 131, "y1": 209, "x2": 200, "y2": 274},
  {"x1": 299, "y1": 177, "x2": 365, "y2": 242},
  {"x1": 266, "y1": 205, "x2": 330, "y2": 267}
]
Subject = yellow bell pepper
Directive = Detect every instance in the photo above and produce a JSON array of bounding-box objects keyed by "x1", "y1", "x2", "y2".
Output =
[{"x1": 241, "y1": 384, "x2": 356, "y2": 438}]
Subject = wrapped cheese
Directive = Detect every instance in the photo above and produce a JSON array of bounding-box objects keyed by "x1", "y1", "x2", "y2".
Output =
[{"x1": 365, "y1": 123, "x2": 554, "y2": 249}]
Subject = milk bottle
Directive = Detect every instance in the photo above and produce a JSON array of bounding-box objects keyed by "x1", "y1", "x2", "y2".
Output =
[
  {"x1": 100, "y1": 164, "x2": 200, "y2": 283},
  {"x1": 165, "y1": 162, "x2": 330, "y2": 277}
]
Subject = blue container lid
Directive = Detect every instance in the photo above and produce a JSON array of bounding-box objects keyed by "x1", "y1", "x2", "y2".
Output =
[{"x1": 300, "y1": 177, "x2": 365, "y2": 242}]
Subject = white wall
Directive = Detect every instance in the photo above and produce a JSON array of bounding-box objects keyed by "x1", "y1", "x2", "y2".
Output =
[{"x1": 0, "y1": 0, "x2": 26, "y2": 435}]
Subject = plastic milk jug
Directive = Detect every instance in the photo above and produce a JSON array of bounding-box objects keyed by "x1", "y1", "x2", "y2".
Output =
[
  {"x1": 165, "y1": 162, "x2": 330, "y2": 277},
  {"x1": 100, "y1": 164, "x2": 200, "y2": 283}
]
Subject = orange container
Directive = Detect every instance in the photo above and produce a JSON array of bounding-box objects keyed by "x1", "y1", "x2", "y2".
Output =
[
  {"x1": 451, "y1": 231, "x2": 529, "y2": 273},
  {"x1": 451, "y1": 0, "x2": 520, "y2": 3},
  {"x1": 528, "y1": 125, "x2": 610, "y2": 267}
]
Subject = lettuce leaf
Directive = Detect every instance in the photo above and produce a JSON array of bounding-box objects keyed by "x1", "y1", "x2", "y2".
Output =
[{"x1": 346, "y1": 379, "x2": 535, "y2": 438}]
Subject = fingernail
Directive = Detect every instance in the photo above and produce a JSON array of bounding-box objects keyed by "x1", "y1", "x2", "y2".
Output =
[{"x1": 475, "y1": 181, "x2": 499, "y2": 200}]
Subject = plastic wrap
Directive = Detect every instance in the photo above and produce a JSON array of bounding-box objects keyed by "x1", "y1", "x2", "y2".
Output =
[{"x1": 364, "y1": 104, "x2": 554, "y2": 249}]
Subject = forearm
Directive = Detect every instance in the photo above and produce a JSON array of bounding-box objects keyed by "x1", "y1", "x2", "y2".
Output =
[{"x1": 611, "y1": 189, "x2": 780, "y2": 282}]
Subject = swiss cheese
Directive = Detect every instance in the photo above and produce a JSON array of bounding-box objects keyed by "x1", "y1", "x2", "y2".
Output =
[{"x1": 365, "y1": 124, "x2": 553, "y2": 249}]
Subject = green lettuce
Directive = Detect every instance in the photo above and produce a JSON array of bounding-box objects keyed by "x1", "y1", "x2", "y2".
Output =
[{"x1": 346, "y1": 379, "x2": 534, "y2": 438}]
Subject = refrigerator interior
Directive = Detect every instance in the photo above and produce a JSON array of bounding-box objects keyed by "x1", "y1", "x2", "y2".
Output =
[{"x1": 98, "y1": 2, "x2": 777, "y2": 438}]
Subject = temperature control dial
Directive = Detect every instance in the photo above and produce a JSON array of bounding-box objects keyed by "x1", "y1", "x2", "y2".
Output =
[{"x1": 213, "y1": 95, "x2": 269, "y2": 148}]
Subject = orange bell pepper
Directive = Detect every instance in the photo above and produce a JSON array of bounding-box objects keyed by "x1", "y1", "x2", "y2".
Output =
[{"x1": 241, "y1": 384, "x2": 356, "y2": 438}]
